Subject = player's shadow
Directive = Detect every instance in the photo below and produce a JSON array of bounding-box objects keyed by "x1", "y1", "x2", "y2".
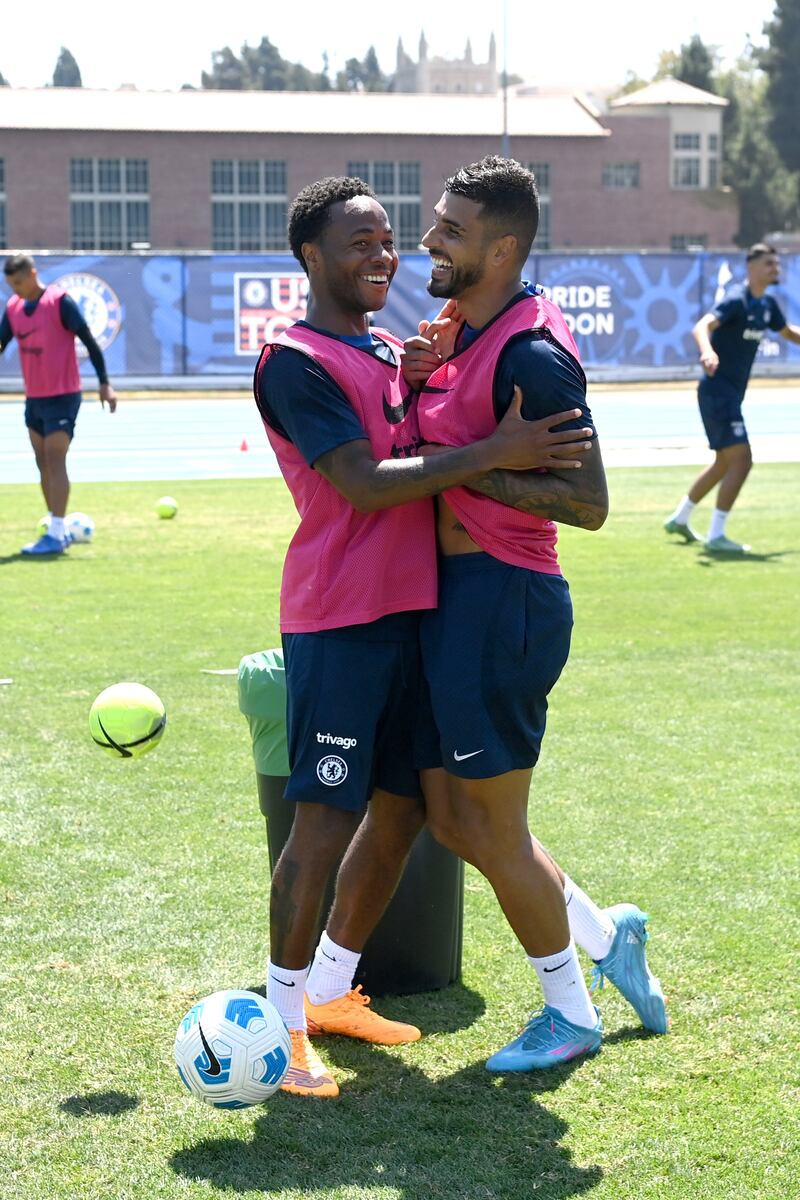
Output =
[
  {"x1": 60, "y1": 1090, "x2": 140, "y2": 1117},
  {"x1": 697, "y1": 548, "x2": 789, "y2": 567},
  {"x1": 0, "y1": 552, "x2": 87, "y2": 567},
  {"x1": 170, "y1": 1041, "x2": 602, "y2": 1198},
  {"x1": 245, "y1": 980, "x2": 486, "y2": 1036}
]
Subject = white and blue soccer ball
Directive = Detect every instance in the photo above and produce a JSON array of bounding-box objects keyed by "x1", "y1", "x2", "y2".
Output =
[
  {"x1": 174, "y1": 989, "x2": 290, "y2": 1109},
  {"x1": 66, "y1": 512, "x2": 95, "y2": 543}
]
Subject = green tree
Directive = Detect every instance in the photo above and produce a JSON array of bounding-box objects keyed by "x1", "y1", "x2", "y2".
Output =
[
  {"x1": 761, "y1": 0, "x2": 800, "y2": 173},
  {"x1": 718, "y1": 46, "x2": 799, "y2": 243},
  {"x1": 674, "y1": 34, "x2": 717, "y2": 92},
  {"x1": 336, "y1": 46, "x2": 389, "y2": 92},
  {"x1": 202, "y1": 37, "x2": 330, "y2": 91},
  {"x1": 201, "y1": 47, "x2": 249, "y2": 90},
  {"x1": 52, "y1": 47, "x2": 82, "y2": 88}
]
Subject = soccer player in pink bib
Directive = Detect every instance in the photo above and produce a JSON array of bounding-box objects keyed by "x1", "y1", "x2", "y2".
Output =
[
  {"x1": 254, "y1": 176, "x2": 592, "y2": 1097},
  {"x1": 405, "y1": 157, "x2": 668, "y2": 1071},
  {"x1": 1, "y1": 252, "x2": 117, "y2": 555}
]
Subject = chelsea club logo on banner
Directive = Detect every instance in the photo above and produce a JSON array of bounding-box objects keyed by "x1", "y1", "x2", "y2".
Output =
[{"x1": 56, "y1": 273, "x2": 123, "y2": 357}]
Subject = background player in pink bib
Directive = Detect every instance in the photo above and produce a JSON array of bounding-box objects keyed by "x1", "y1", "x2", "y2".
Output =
[{"x1": 1, "y1": 252, "x2": 118, "y2": 555}]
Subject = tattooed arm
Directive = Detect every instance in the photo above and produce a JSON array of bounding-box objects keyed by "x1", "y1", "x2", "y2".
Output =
[
  {"x1": 466, "y1": 331, "x2": 609, "y2": 530},
  {"x1": 468, "y1": 437, "x2": 608, "y2": 530}
]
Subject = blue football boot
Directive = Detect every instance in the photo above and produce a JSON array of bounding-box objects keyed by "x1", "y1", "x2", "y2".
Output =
[
  {"x1": 591, "y1": 903, "x2": 669, "y2": 1034},
  {"x1": 21, "y1": 533, "x2": 69, "y2": 556},
  {"x1": 486, "y1": 1005, "x2": 602, "y2": 1072}
]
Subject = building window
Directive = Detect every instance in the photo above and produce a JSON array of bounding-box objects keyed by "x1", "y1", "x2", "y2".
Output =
[
  {"x1": 602, "y1": 162, "x2": 640, "y2": 189},
  {"x1": 525, "y1": 162, "x2": 550, "y2": 250},
  {"x1": 670, "y1": 234, "x2": 707, "y2": 251},
  {"x1": 674, "y1": 132, "x2": 701, "y2": 150},
  {"x1": 708, "y1": 158, "x2": 719, "y2": 188},
  {"x1": 69, "y1": 157, "x2": 150, "y2": 250},
  {"x1": 0, "y1": 159, "x2": 6, "y2": 248},
  {"x1": 211, "y1": 160, "x2": 288, "y2": 251},
  {"x1": 708, "y1": 133, "x2": 719, "y2": 153},
  {"x1": 346, "y1": 161, "x2": 421, "y2": 251},
  {"x1": 673, "y1": 157, "x2": 701, "y2": 189}
]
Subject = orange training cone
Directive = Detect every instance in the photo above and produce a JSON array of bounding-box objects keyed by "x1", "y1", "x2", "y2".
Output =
[{"x1": 240, "y1": 438, "x2": 249, "y2": 451}]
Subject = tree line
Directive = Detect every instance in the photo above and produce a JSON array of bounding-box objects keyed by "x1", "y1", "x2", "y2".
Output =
[{"x1": 2, "y1": 1, "x2": 798, "y2": 245}]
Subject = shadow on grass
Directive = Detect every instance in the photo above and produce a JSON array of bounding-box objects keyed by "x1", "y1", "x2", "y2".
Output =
[
  {"x1": 245, "y1": 980, "x2": 487, "y2": 1037},
  {"x1": 60, "y1": 1090, "x2": 139, "y2": 1117},
  {"x1": 697, "y1": 548, "x2": 791, "y2": 567},
  {"x1": 0, "y1": 552, "x2": 87, "y2": 567},
  {"x1": 170, "y1": 1043, "x2": 601, "y2": 1198}
]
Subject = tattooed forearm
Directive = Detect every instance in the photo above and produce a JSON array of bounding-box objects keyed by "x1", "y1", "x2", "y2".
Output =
[{"x1": 468, "y1": 441, "x2": 609, "y2": 530}]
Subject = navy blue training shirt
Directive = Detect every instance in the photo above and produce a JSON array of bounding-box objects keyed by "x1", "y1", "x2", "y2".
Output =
[
  {"x1": 457, "y1": 284, "x2": 596, "y2": 435},
  {"x1": 709, "y1": 281, "x2": 786, "y2": 396},
  {"x1": 255, "y1": 322, "x2": 398, "y2": 468}
]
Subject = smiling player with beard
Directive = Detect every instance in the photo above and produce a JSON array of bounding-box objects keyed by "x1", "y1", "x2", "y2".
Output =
[{"x1": 402, "y1": 156, "x2": 668, "y2": 1072}]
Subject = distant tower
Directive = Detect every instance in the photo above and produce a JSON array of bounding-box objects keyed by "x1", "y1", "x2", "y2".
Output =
[{"x1": 393, "y1": 30, "x2": 498, "y2": 94}]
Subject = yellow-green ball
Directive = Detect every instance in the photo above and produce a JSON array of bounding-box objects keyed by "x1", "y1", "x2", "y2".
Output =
[
  {"x1": 89, "y1": 682, "x2": 166, "y2": 758},
  {"x1": 156, "y1": 496, "x2": 178, "y2": 519},
  {"x1": 37, "y1": 515, "x2": 50, "y2": 536}
]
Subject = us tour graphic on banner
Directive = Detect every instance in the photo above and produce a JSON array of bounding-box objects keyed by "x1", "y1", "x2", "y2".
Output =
[{"x1": 234, "y1": 272, "x2": 309, "y2": 355}]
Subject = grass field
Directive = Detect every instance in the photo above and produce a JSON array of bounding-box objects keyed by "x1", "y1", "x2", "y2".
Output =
[{"x1": 1, "y1": 466, "x2": 798, "y2": 1200}]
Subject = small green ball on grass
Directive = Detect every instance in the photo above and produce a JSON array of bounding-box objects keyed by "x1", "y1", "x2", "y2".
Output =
[
  {"x1": 89, "y1": 682, "x2": 166, "y2": 758},
  {"x1": 156, "y1": 496, "x2": 178, "y2": 519}
]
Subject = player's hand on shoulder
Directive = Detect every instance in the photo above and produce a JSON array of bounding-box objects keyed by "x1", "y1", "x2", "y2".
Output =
[
  {"x1": 100, "y1": 382, "x2": 118, "y2": 413},
  {"x1": 492, "y1": 386, "x2": 593, "y2": 470}
]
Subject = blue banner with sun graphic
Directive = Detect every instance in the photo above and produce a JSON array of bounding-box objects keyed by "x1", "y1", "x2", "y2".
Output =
[{"x1": 1, "y1": 252, "x2": 797, "y2": 379}]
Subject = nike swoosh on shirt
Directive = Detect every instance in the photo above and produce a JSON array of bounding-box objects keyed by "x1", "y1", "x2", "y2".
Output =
[
  {"x1": 16, "y1": 331, "x2": 33, "y2": 340},
  {"x1": 198, "y1": 1024, "x2": 223, "y2": 1075},
  {"x1": 382, "y1": 389, "x2": 414, "y2": 425},
  {"x1": 453, "y1": 749, "x2": 484, "y2": 762}
]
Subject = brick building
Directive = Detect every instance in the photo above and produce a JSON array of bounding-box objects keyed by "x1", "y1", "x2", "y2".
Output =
[{"x1": 0, "y1": 77, "x2": 737, "y2": 255}]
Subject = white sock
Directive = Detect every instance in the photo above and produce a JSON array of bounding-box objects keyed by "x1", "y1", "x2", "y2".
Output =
[
  {"x1": 669, "y1": 495, "x2": 696, "y2": 525},
  {"x1": 306, "y1": 930, "x2": 360, "y2": 1005},
  {"x1": 50, "y1": 516, "x2": 65, "y2": 540},
  {"x1": 708, "y1": 507, "x2": 729, "y2": 541},
  {"x1": 528, "y1": 939, "x2": 597, "y2": 1028},
  {"x1": 266, "y1": 959, "x2": 309, "y2": 1031},
  {"x1": 563, "y1": 875, "x2": 615, "y2": 961}
]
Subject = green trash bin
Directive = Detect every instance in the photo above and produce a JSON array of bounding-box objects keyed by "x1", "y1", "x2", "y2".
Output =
[{"x1": 238, "y1": 648, "x2": 463, "y2": 997}]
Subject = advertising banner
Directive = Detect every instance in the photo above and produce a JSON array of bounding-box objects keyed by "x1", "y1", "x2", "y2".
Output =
[{"x1": 1, "y1": 252, "x2": 797, "y2": 380}]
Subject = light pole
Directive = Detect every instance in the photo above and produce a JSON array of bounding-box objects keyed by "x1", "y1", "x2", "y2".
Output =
[{"x1": 501, "y1": 0, "x2": 509, "y2": 157}]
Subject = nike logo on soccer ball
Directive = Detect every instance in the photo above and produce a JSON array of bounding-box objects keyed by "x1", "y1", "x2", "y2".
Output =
[
  {"x1": 453, "y1": 749, "x2": 484, "y2": 762},
  {"x1": 270, "y1": 976, "x2": 296, "y2": 988},
  {"x1": 543, "y1": 960, "x2": 570, "y2": 973},
  {"x1": 198, "y1": 1024, "x2": 223, "y2": 1076}
]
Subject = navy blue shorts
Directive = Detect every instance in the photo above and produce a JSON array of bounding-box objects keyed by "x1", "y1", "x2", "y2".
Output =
[
  {"x1": 282, "y1": 611, "x2": 424, "y2": 812},
  {"x1": 416, "y1": 554, "x2": 573, "y2": 778},
  {"x1": 25, "y1": 393, "x2": 82, "y2": 439},
  {"x1": 698, "y1": 377, "x2": 748, "y2": 450}
]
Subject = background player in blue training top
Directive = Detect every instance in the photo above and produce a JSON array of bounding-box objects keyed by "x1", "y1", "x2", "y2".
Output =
[{"x1": 665, "y1": 242, "x2": 800, "y2": 553}]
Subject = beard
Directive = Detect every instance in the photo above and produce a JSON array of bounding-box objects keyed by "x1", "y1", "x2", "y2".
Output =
[{"x1": 426, "y1": 256, "x2": 486, "y2": 299}]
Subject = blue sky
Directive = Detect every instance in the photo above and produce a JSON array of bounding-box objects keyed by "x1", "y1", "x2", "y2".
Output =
[{"x1": 2, "y1": 1, "x2": 777, "y2": 91}]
